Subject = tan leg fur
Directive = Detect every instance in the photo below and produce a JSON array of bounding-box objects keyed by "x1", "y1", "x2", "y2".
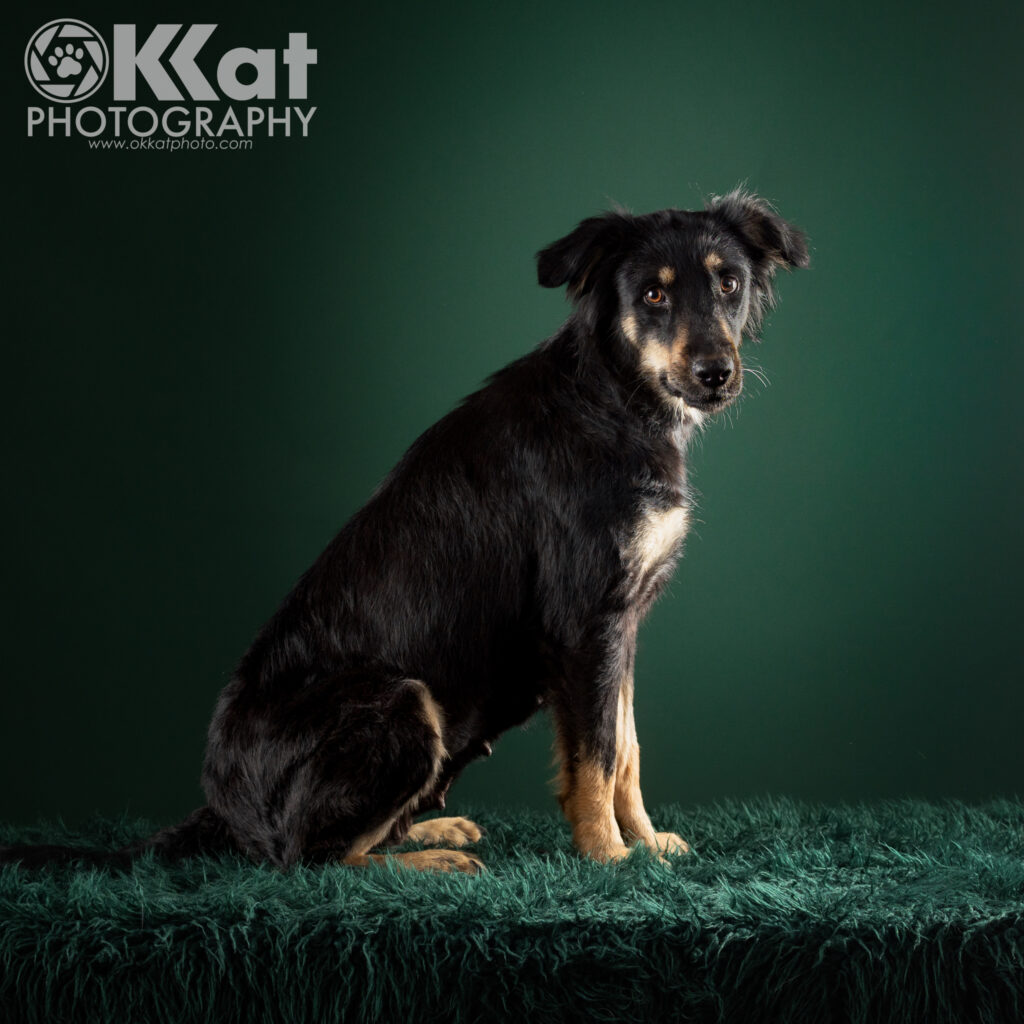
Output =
[
  {"x1": 614, "y1": 678, "x2": 689, "y2": 857},
  {"x1": 556, "y1": 731, "x2": 631, "y2": 862}
]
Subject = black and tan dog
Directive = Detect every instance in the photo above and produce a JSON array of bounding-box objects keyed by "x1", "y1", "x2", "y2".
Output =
[{"x1": 1, "y1": 191, "x2": 807, "y2": 874}]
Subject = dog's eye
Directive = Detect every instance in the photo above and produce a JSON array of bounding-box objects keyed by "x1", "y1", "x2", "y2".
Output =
[
  {"x1": 643, "y1": 287, "x2": 667, "y2": 306},
  {"x1": 720, "y1": 275, "x2": 740, "y2": 294}
]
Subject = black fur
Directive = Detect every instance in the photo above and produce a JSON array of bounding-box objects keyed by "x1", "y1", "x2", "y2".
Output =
[{"x1": 0, "y1": 190, "x2": 807, "y2": 870}]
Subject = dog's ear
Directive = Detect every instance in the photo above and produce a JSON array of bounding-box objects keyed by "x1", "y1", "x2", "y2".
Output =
[
  {"x1": 707, "y1": 189, "x2": 808, "y2": 337},
  {"x1": 707, "y1": 189, "x2": 809, "y2": 271},
  {"x1": 536, "y1": 212, "x2": 634, "y2": 300}
]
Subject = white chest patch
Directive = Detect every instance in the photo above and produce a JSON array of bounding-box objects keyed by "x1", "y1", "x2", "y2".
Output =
[{"x1": 627, "y1": 505, "x2": 690, "y2": 580}]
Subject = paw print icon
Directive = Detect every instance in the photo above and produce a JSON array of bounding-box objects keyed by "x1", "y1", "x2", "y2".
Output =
[
  {"x1": 49, "y1": 44, "x2": 86, "y2": 79},
  {"x1": 25, "y1": 19, "x2": 109, "y2": 103}
]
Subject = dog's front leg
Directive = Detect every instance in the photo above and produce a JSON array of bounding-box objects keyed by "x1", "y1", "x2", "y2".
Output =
[
  {"x1": 612, "y1": 673, "x2": 658, "y2": 847},
  {"x1": 554, "y1": 731, "x2": 631, "y2": 863},
  {"x1": 553, "y1": 624, "x2": 690, "y2": 861},
  {"x1": 552, "y1": 626, "x2": 649, "y2": 863},
  {"x1": 614, "y1": 675, "x2": 689, "y2": 857}
]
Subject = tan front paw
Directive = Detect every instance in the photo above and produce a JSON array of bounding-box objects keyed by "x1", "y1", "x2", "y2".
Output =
[
  {"x1": 653, "y1": 831, "x2": 690, "y2": 855},
  {"x1": 577, "y1": 840, "x2": 633, "y2": 863},
  {"x1": 406, "y1": 816, "x2": 484, "y2": 847}
]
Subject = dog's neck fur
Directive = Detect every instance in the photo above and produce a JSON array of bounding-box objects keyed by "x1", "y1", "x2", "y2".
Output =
[
  {"x1": 529, "y1": 317, "x2": 696, "y2": 523},
  {"x1": 559, "y1": 314, "x2": 702, "y2": 453}
]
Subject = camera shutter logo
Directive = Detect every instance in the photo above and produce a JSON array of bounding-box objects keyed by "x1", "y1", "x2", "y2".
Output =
[{"x1": 25, "y1": 19, "x2": 109, "y2": 102}]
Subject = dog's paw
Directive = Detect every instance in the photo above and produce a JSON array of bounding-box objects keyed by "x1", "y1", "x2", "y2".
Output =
[
  {"x1": 579, "y1": 841, "x2": 634, "y2": 864},
  {"x1": 406, "y1": 816, "x2": 484, "y2": 847},
  {"x1": 395, "y1": 849, "x2": 485, "y2": 875},
  {"x1": 653, "y1": 831, "x2": 690, "y2": 856}
]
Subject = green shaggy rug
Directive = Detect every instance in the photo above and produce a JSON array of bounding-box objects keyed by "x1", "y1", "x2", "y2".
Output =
[{"x1": 1, "y1": 798, "x2": 1022, "y2": 1024}]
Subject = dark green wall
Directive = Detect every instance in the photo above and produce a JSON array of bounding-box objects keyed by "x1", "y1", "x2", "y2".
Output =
[{"x1": 5, "y1": 0, "x2": 1022, "y2": 827}]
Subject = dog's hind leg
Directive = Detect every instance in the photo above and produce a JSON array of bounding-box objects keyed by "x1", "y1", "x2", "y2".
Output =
[
  {"x1": 308, "y1": 679, "x2": 484, "y2": 872},
  {"x1": 344, "y1": 848, "x2": 484, "y2": 874},
  {"x1": 205, "y1": 674, "x2": 484, "y2": 872},
  {"x1": 338, "y1": 695, "x2": 485, "y2": 874},
  {"x1": 398, "y1": 736, "x2": 492, "y2": 848},
  {"x1": 404, "y1": 817, "x2": 484, "y2": 847}
]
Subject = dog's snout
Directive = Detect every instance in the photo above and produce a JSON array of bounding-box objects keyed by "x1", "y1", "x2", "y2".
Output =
[{"x1": 691, "y1": 356, "x2": 734, "y2": 390}]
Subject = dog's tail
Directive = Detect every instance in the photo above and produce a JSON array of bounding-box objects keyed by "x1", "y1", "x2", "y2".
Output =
[{"x1": 0, "y1": 806, "x2": 237, "y2": 871}]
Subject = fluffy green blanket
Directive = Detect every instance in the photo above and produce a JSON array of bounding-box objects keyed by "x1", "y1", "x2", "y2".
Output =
[{"x1": 1, "y1": 798, "x2": 1022, "y2": 1023}]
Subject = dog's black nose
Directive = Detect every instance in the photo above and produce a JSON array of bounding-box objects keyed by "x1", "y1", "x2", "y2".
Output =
[{"x1": 692, "y1": 356, "x2": 734, "y2": 390}]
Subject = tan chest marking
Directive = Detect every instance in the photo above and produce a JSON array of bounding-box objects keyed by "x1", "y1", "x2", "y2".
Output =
[{"x1": 627, "y1": 506, "x2": 690, "y2": 579}]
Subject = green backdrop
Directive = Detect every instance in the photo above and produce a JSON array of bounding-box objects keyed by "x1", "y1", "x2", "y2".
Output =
[{"x1": 5, "y1": 0, "x2": 1022, "y2": 828}]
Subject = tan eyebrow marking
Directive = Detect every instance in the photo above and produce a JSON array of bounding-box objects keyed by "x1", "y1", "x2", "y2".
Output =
[
  {"x1": 658, "y1": 266, "x2": 676, "y2": 285},
  {"x1": 704, "y1": 252, "x2": 723, "y2": 271}
]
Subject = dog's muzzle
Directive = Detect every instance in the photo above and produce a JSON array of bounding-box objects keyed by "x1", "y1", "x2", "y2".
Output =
[{"x1": 660, "y1": 353, "x2": 741, "y2": 412}]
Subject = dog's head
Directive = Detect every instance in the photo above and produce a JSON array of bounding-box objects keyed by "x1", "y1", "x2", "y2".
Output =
[{"x1": 536, "y1": 190, "x2": 809, "y2": 417}]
